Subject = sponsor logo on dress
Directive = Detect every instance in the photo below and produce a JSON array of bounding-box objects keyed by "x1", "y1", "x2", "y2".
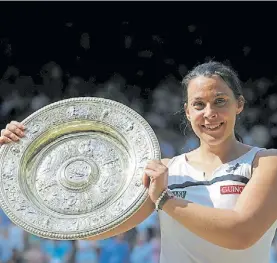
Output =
[
  {"x1": 225, "y1": 163, "x2": 240, "y2": 173},
  {"x1": 220, "y1": 185, "x2": 245, "y2": 194}
]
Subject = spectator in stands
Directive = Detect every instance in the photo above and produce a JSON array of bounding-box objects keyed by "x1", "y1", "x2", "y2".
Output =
[
  {"x1": 130, "y1": 230, "x2": 153, "y2": 263},
  {"x1": 74, "y1": 239, "x2": 98, "y2": 263},
  {"x1": 41, "y1": 240, "x2": 72, "y2": 263},
  {"x1": 22, "y1": 241, "x2": 49, "y2": 263},
  {"x1": 98, "y1": 234, "x2": 130, "y2": 263},
  {"x1": 0, "y1": 229, "x2": 13, "y2": 263}
]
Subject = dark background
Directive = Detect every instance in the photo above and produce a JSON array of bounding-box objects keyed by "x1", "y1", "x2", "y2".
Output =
[{"x1": 0, "y1": 2, "x2": 276, "y2": 83}]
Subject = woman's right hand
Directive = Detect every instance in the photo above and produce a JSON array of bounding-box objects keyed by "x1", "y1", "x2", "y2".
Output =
[{"x1": 0, "y1": 121, "x2": 25, "y2": 145}]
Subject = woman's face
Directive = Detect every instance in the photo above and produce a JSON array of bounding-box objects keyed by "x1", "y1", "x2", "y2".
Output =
[{"x1": 185, "y1": 75, "x2": 244, "y2": 146}]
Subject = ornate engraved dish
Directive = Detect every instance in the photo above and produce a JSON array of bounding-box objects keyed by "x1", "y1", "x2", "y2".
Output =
[{"x1": 0, "y1": 97, "x2": 160, "y2": 240}]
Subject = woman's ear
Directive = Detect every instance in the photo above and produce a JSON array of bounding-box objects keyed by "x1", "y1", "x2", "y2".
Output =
[
  {"x1": 184, "y1": 103, "x2": 190, "y2": 121},
  {"x1": 236, "y1": 96, "x2": 245, "y2": 115}
]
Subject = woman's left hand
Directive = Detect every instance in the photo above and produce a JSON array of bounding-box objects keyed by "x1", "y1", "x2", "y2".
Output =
[{"x1": 144, "y1": 160, "x2": 169, "y2": 203}]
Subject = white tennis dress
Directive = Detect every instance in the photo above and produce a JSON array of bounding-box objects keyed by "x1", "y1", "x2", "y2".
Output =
[{"x1": 158, "y1": 147, "x2": 277, "y2": 263}]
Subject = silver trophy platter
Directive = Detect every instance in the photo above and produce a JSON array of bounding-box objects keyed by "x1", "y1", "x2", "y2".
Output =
[{"x1": 0, "y1": 97, "x2": 160, "y2": 240}]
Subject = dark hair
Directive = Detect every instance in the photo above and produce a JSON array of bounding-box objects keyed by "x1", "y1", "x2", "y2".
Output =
[{"x1": 181, "y1": 61, "x2": 244, "y2": 142}]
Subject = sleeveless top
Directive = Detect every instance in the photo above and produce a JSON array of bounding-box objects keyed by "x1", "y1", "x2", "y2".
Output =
[{"x1": 158, "y1": 147, "x2": 277, "y2": 263}]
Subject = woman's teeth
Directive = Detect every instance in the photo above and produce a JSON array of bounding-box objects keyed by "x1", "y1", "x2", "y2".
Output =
[{"x1": 202, "y1": 122, "x2": 224, "y2": 130}]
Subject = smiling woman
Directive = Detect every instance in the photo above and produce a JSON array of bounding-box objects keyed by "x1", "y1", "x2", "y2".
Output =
[
  {"x1": 182, "y1": 62, "x2": 245, "y2": 144},
  {"x1": 142, "y1": 62, "x2": 277, "y2": 263},
  {"x1": 185, "y1": 75, "x2": 244, "y2": 145}
]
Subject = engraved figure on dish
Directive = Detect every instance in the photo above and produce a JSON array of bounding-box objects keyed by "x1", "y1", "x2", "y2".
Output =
[{"x1": 78, "y1": 139, "x2": 98, "y2": 156}]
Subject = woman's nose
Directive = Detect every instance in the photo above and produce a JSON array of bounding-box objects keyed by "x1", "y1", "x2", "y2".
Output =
[{"x1": 203, "y1": 105, "x2": 218, "y2": 119}]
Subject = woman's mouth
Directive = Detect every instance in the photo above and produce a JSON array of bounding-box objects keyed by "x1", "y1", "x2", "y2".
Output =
[{"x1": 201, "y1": 122, "x2": 225, "y2": 131}]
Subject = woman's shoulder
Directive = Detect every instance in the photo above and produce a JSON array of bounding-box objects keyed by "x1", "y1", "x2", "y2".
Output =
[
  {"x1": 254, "y1": 148, "x2": 277, "y2": 158},
  {"x1": 160, "y1": 151, "x2": 192, "y2": 167},
  {"x1": 253, "y1": 148, "x2": 277, "y2": 170}
]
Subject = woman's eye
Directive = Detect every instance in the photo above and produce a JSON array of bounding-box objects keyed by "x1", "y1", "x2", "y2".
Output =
[
  {"x1": 215, "y1": 98, "x2": 226, "y2": 105},
  {"x1": 193, "y1": 102, "x2": 205, "y2": 109}
]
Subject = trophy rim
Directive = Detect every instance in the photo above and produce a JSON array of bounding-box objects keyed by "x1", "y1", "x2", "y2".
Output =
[{"x1": 0, "y1": 97, "x2": 161, "y2": 240}]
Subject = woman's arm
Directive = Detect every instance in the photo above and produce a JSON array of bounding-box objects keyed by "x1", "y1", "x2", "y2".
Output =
[
  {"x1": 87, "y1": 196, "x2": 154, "y2": 241},
  {"x1": 161, "y1": 149, "x2": 277, "y2": 249}
]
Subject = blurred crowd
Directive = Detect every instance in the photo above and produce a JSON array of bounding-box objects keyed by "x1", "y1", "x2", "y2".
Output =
[
  {"x1": 0, "y1": 207, "x2": 160, "y2": 263},
  {"x1": 0, "y1": 60, "x2": 276, "y2": 263}
]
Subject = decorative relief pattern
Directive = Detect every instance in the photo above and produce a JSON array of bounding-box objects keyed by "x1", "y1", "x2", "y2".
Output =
[{"x1": 0, "y1": 97, "x2": 160, "y2": 240}]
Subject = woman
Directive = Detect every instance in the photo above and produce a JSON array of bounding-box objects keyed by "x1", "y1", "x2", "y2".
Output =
[{"x1": 1, "y1": 61, "x2": 277, "y2": 263}]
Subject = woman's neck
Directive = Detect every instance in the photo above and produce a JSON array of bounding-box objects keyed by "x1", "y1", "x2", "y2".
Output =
[{"x1": 198, "y1": 136, "x2": 242, "y2": 164}]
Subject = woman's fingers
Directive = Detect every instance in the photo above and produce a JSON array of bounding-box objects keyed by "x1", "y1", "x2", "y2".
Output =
[
  {"x1": 142, "y1": 173, "x2": 150, "y2": 188},
  {"x1": 10, "y1": 121, "x2": 25, "y2": 130},
  {"x1": 0, "y1": 135, "x2": 12, "y2": 145},
  {"x1": 1, "y1": 128, "x2": 20, "y2": 142},
  {"x1": 5, "y1": 123, "x2": 24, "y2": 138},
  {"x1": 0, "y1": 121, "x2": 25, "y2": 145}
]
